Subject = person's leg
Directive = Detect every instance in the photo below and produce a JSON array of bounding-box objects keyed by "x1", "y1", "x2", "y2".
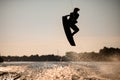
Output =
[{"x1": 70, "y1": 25, "x2": 79, "y2": 36}]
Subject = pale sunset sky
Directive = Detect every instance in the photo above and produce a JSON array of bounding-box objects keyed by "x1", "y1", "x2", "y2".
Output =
[{"x1": 0, "y1": 0, "x2": 120, "y2": 56}]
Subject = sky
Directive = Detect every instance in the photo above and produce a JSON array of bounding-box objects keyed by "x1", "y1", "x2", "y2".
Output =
[{"x1": 0, "y1": 0, "x2": 120, "y2": 56}]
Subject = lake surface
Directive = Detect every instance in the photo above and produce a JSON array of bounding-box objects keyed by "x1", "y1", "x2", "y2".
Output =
[{"x1": 0, "y1": 62, "x2": 120, "y2": 80}]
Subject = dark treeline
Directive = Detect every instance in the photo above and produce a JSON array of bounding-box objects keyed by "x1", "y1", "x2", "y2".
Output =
[
  {"x1": 64, "y1": 47, "x2": 120, "y2": 61},
  {"x1": 1, "y1": 47, "x2": 120, "y2": 62},
  {"x1": 1, "y1": 54, "x2": 65, "y2": 61},
  {"x1": 0, "y1": 57, "x2": 3, "y2": 62}
]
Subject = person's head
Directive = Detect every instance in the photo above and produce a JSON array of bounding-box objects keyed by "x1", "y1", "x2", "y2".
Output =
[{"x1": 74, "y1": 8, "x2": 80, "y2": 12}]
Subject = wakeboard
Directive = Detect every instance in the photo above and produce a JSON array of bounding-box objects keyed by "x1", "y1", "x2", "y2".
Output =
[{"x1": 62, "y1": 16, "x2": 76, "y2": 46}]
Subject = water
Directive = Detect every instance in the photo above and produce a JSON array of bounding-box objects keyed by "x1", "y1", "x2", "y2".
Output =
[{"x1": 0, "y1": 62, "x2": 120, "y2": 80}]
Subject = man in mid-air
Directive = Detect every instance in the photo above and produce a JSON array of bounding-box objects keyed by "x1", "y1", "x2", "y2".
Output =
[{"x1": 66, "y1": 8, "x2": 80, "y2": 36}]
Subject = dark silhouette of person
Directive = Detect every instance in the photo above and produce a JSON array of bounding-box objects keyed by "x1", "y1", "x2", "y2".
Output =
[
  {"x1": 62, "y1": 8, "x2": 80, "y2": 46},
  {"x1": 66, "y1": 8, "x2": 80, "y2": 36}
]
